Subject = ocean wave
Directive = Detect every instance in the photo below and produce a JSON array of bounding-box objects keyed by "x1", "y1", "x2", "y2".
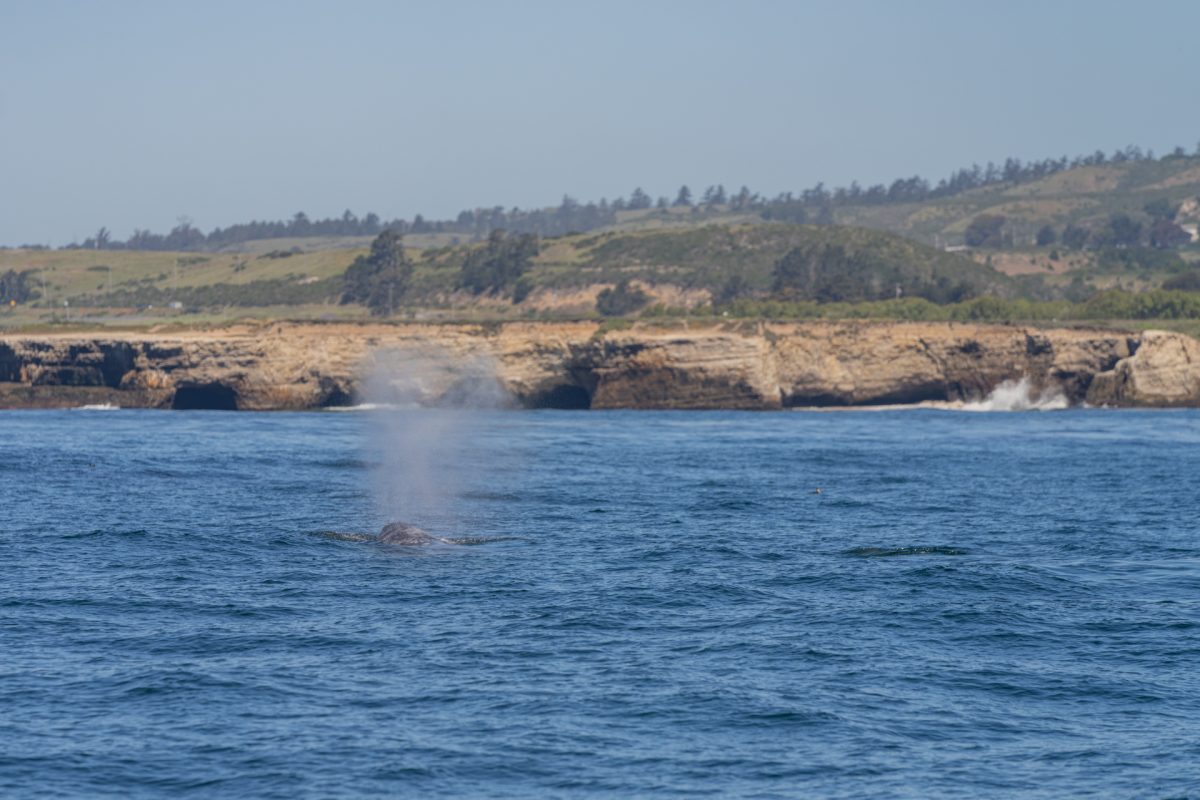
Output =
[
  {"x1": 72, "y1": 403, "x2": 120, "y2": 411},
  {"x1": 789, "y1": 377, "x2": 1071, "y2": 412},
  {"x1": 956, "y1": 377, "x2": 1069, "y2": 412},
  {"x1": 324, "y1": 402, "x2": 419, "y2": 412}
]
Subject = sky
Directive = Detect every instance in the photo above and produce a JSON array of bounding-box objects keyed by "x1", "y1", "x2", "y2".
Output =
[{"x1": 3, "y1": 0, "x2": 1199, "y2": 246}]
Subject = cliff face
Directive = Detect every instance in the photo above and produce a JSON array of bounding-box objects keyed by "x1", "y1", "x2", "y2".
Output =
[{"x1": 1, "y1": 321, "x2": 1198, "y2": 410}]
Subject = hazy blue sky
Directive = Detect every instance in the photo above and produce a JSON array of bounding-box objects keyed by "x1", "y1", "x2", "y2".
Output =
[{"x1": 3, "y1": 0, "x2": 1199, "y2": 245}]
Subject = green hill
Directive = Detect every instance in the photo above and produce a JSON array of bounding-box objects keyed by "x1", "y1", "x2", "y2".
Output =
[
  {"x1": 5, "y1": 153, "x2": 1200, "y2": 330},
  {"x1": 829, "y1": 158, "x2": 1200, "y2": 248},
  {"x1": 1, "y1": 223, "x2": 1005, "y2": 315},
  {"x1": 527, "y1": 224, "x2": 1009, "y2": 301}
]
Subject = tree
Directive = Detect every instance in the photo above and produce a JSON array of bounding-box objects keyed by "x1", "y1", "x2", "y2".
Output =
[
  {"x1": 673, "y1": 185, "x2": 693, "y2": 207},
  {"x1": 0, "y1": 269, "x2": 33, "y2": 304},
  {"x1": 595, "y1": 278, "x2": 649, "y2": 316},
  {"x1": 715, "y1": 274, "x2": 749, "y2": 305},
  {"x1": 81, "y1": 227, "x2": 112, "y2": 250},
  {"x1": 290, "y1": 212, "x2": 311, "y2": 235},
  {"x1": 771, "y1": 240, "x2": 980, "y2": 304},
  {"x1": 459, "y1": 229, "x2": 539, "y2": 294},
  {"x1": 1143, "y1": 198, "x2": 1177, "y2": 221},
  {"x1": 1163, "y1": 271, "x2": 1200, "y2": 292},
  {"x1": 1062, "y1": 223, "x2": 1090, "y2": 250},
  {"x1": 1097, "y1": 214, "x2": 1142, "y2": 248},
  {"x1": 1035, "y1": 225, "x2": 1057, "y2": 247},
  {"x1": 701, "y1": 185, "x2": 727, "y2": 207},
  {"x1": 340, "y1": 230, "x2": 413, "y2": 315},
  {"x1": 512, "y1": 275, "x2": 535, "y2": 304},
  {"x1": 163, "y1": 219, "x2": 204, "y2": 250},
  {"x1": 628, "y1": 187, "x2": 652, "y2": 210},
  {"x1": 964, "y1": 214, "x2": 1007, "y2": 248},
  {"x1": 1149, "y1": 220, "x2": 1191, "y2": 249},
  {"x1": 772, "y1": 243, "x2": 858, "y2": 300},
  {"x1": 760, "y1": 201, "x2": 807, "y2": 224}
]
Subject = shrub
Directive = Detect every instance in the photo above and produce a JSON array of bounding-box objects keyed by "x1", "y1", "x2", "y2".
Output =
[
  {"x1": 512, "y1": 276, "x2": 535, "y2": 304},
  {"x1": 596, "y1": 279, "x2": 650, "y2": 316},
  {"x1": 964, "y1": 214, "x2": 1007, "y2": 248},
  {"x1": 1162, "y1": 272, "x2": 1200, "y2": 292}
]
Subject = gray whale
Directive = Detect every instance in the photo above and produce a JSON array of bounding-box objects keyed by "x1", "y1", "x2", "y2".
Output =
[
  {"x1": 377, "y1": 521, "x2": 514, "y2": 546},
  {"x1": 317, "y1": 522, "x2": 516, "y2": 546},
  {"x1": 378, "y1": 521, "x2": 444, "y2": 545},
  {"x1": 844, "y1": 545, "x2": 968, "y2": 557}
]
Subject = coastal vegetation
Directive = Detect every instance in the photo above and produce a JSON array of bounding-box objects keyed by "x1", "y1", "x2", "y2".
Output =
[
  {"x1": 0, "y1": 269, "x2": 34, "y2": 304},
  {"x1": 711, "y1": 290, "x2": 1200, "y2": 323},
  {"x1": 596, "y1": 279, "x2": 650, "y2": 316},
  {"x1": 3, "y1": 218, "x2": 1199, "y2": 329},
  {"x1": 3, "y1": 144, "x2": 1200, "y2": 332},
  {"x1": 458, "y1": 230, "x2": 539, "y2": 295},
  {"x1": 340, "y1": 230, "x2": 412, "y2": 316}
]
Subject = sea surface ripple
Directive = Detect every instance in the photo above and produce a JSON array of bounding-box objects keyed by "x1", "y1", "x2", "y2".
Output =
[{"x1": 2, "y1": 409, "x2": 1199, "y2": 798}]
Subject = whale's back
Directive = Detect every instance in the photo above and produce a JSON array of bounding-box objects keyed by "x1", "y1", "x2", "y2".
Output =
[{"x1": 378, "y1": 522, "x2": 439, "y2": 545}]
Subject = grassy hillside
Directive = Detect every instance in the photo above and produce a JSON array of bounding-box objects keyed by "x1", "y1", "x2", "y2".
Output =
[
  {"x1": 3, "y1": 189, "x2": 1199, "y2": 330},
  {"x1": 0, "y1": 224, "x2": 1005, "y2": 320},
  {"x1": 833, "y1": 159, "x2": 1200, "y2": 248},
  {"x1": 533, "y1": 224, "x2": 1007, "y2": 297},
  {"x1": 572, "y1": 156, "x2": 1200, "y2": 250}
]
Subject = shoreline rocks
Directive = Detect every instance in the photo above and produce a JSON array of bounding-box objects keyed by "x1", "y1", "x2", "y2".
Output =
[{"x1": 1, "y1": 321, "x2": 1198, "y2": 410}]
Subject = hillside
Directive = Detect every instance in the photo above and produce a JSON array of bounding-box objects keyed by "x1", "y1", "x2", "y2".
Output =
[
  {"x1": 832, "y1": 158, "x2": 1200, "y2": 248},
  {"x1": 509, "y1": 156, "x2": 1200, "y2": 255},
  {"x1": 1, "y1": 224, "x2": 1008, "y2": 322},
  {"x1": 4, "y1": 152, "x2": 1200, "y2": 330},
  {"x1": 21, "y1": 149, "x2": 1200, "y2": 258},
  {"x1": 525, "y1": 224, "x2": 1009, "y2": 300}
]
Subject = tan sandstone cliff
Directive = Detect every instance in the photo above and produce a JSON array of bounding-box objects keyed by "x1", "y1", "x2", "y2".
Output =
[{"x1": 1, "y1": 321, "x2": 1198, "y2": 410}]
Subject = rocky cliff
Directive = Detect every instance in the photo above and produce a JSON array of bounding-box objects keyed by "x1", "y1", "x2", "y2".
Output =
[{"x1": 1, "y1": 321, "x2": 1198, "y2": 410}]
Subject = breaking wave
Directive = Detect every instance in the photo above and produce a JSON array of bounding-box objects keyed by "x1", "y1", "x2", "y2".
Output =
[
  {"x1": 959, "y1": 377, "x2": 1069, "y2": 412},
  {"x1": 325, "y1": 402, "x2": 416, "y2": 412}
]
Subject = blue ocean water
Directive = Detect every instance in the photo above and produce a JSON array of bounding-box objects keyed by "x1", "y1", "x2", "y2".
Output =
[{"x1": 2, "y1": 407, "x2": 1199, "y2": 799}]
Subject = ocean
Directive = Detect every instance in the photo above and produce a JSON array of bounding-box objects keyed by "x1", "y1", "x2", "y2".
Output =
[{"x1": 2, "y1": 407, "x2": 1199, "y2": 798}]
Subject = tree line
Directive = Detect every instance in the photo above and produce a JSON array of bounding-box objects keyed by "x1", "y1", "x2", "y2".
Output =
[{"x1": 55, "y1": 141, "x2": 1200, "y2": 253}]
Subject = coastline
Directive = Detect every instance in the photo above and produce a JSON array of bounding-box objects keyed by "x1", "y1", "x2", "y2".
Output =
[{"x1": 2, "y1": 320, "x2": 1199, "y2": 410}]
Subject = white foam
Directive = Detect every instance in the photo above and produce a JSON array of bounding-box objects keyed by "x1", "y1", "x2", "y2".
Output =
[
  {"x1": 788, "y1": 379, "x2": 1071, "y2": 413},
  {"x1": 957, "y1": 377, "x2": 1069, "y2": 412},
  {"x1": 73, "y1": 403, "x2": 120, "y2": 411},
  {"x1": 325, "y1": 402, "x2": 419, "y2": 412}
]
